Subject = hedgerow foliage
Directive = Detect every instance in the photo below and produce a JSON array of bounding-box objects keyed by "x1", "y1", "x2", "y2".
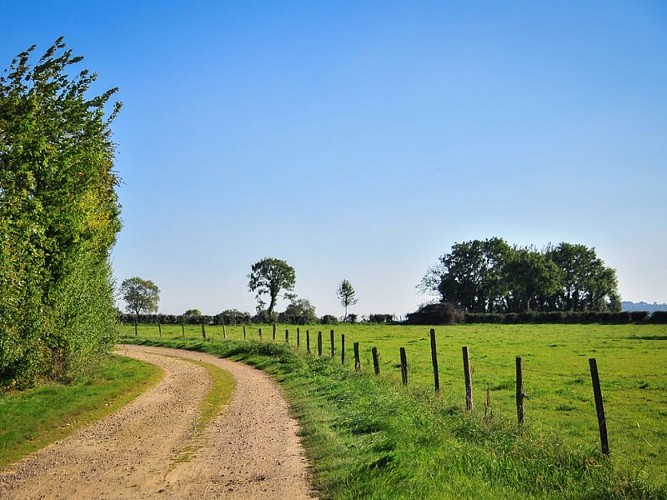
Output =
[{"x1": 0, "y1": 38, "x2": 121, "y2": 388}]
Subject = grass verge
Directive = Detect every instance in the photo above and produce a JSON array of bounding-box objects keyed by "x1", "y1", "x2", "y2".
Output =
[
  {"x1": 121, "y1": 336, "x2": 666, "y2": 499},
  {"x1": 0, "y1": 354, "x2": 162, "y2": 468}
]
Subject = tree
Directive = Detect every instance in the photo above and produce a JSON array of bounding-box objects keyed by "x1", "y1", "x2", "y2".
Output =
[
  {"x1": 120, "y1": 277, "x2": 160, "y2": 318},
  {"x1": 183, "y1": 309, "x2": 202, "y2": 317},
  {"x1": 279, "y1": 298, "x2": 317, "y2": 325},
  {"x1": 421, "y1": 238, "x2": 511, "y2": 312},
  {"x1": 1, "y1": 38, "x2": 121, "y2": 387},
  {"x1": 336, "y1": 279, "x2": 358, "y2": 321},
  {"x1": 504, "y1": 248, "x2": 561, "y2": 312},
  {"x1": 546, "y1": 243, "x2": 621, "y2": 312},
  {"x1": 247, "y1": 258, "x2": 295, "y2": 320}
]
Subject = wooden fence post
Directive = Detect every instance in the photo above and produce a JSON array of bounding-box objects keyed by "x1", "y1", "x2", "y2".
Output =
[
  {"x1": 330, "y1": 330, "x2": 335, "y2": 358},
  {"x1": 222, "y1": 324, "x2": 227, "y2": 339},
  {"x1": 462, "y1": 346, "x2": 473, "y2": 411},
  {"x1": 201, "y1": 323, "x2": 206, "y2": 339},
  {"x1": 306, "y1": 330, "x2": 311, "y2": 354},
  {"x1": 430, "y1": 329, "x2": 440, "y2": 394},
  {"x1": 157, "y1": 321, "x2": 162, "y2": 337},
  {"x1": 516, "y1": 357, "x2": 525, "y2": 425},
  {"x1": 372, "y1": 347, "x2": 380, "y2": 375},
  {"x1": 400, "y1": 347, "x2": 408, "y2": 386},
  {"x1": 285, "y1": 329, "x2": 289, "y2": 344},
  {"x1": 297, "y1": 327, "x2": 300, "y2": 348},
  {"x1": 589, "y1": 358, "x2": 610, "y2": 455},
  {"x1": 354, "y1": 342, "x2": 361, "y2": 371},
  {"x1": 181, "y1": 322, "x2": 185, "y2": 338},
  {"x1": 317, "y1": 331, "x2": 323, "y2": 357},
  {"x1": 272, "y1": 322, "x2": 276, "y2": 341},
  {"x1": 259, "y1": 328, "x2": 262, "y2": 341},
  {"x1": 341, "y1": 334, "x2": 345, "y2": 365}
]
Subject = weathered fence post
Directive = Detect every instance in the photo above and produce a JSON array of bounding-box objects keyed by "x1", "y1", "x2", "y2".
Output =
[
  {"x1": 330, "y1": 330, "x2": 335, "y2": 358},
  {"x1": 222, "y1": 324, "x2": 227, "y2": 339},
  {"x1": 318, "y1": 331, "x2": 323, "y2": 356},
  {"x1": 400, "y1": 347, "x2": 408, "y2": 386},
  {"x1": 297, "y1": 327, "x2": 300, "y2": 348},
  {"x1": 272, "y1": 322, "x2": 276, "y2": 341},
  {"x1": 462, "y1": 346, "x2": 473, "y2": 411},
  {"x1": 157, "y1": 321, "x2": 162, "y2": 337},
  {"x1": 285, "y1": 329, "x2": 289, "y2": 344},
  {"x1": 589, "y1": 358, "x2": 610, "y2": 455},
  {"x1": 201, "y1": 323, "x2": 206, "y2": 339},
  {"x1": 372, "y1": 347, "x2": 380, "y2": 375},
  {"x1": 354, "y1": 342, "x2": 361, "y2": 371},
  {"x1": 259, "y1": 327, "x2": 262, "y2": 341},
  {"x1": 430, "y1": 329, "x2": 439, "y2": 394},
  {"x1": 341, "y1": 334, "x2": 345, "y2": 365},
  {"x1": 181, "y1": 322, "x2": 185, "y2": 338},
  {"x1": 516, "y1": 357, "x2": 525, "y2": 425},
  {"x1": 134, "y1": 318, "x2": 138, "y2": 337},
  {"x1": 243, "y1": 324, "x2": 246, "y2": 340},
  {"x1": 306, "y1": 330, "x2": 311, "y2": 354}
]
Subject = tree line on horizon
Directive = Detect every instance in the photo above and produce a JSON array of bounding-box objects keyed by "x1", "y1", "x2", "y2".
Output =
[{"x1": 419, "y1": 237, "x2": 620, "y2": 314}]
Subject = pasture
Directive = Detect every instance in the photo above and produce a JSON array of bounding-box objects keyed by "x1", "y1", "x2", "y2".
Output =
[{"x1": 121, "y1": 322, "x2": 667, "y2": 488}]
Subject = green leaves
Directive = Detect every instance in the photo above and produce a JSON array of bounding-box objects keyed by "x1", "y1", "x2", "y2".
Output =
[
  {"x1": 423, "y1": 238, "x2": 620, "y2": 314},
  {"x1": 0, "y1": 39, "x2": 121, "y2": 388}
]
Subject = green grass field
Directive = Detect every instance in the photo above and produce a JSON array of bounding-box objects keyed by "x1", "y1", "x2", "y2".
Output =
[{"x1": 122, "y1": 321, "x2": 667, "y2": 490}]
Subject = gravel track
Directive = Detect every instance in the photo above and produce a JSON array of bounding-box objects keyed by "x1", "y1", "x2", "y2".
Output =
[{"x1": 0, "y1": 345, "x2": 314, "y2": 499}]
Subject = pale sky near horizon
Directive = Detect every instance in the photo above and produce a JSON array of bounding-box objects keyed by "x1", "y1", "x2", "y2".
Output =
[{"x1": 2, "y1": 1, "x2": 666, "y2": 318}]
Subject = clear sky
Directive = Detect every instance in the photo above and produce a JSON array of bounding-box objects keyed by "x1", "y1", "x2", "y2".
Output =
[{"x1": 2, "y1": 1, "x2": 666, "y2": 318}]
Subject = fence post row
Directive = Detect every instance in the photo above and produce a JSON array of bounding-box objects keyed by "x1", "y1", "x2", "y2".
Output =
[
  {"x1": 589, "y1": 358, "x2": 610, "y2": 455},
  {"x1": 462, "y1": 346, "x2": 473, "y2": 411},
  {"x1": 400, "y1": 347, "x2": 408, "y2": 386},
  {"x1": 516, "y1": 356, "x2": 524, "y2": 425},
  {"x1": 354, "y1": 342, "x2": 360, "y2": 371},
  {"x1": 430, "y1": 329, "x2": 439, "y2": 394}
]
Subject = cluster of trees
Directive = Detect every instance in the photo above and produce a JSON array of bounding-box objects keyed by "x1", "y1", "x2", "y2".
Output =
[
  {"x1": 1, "y1": 40, "x2": 122, "y2": 388},
  {"x1": 420, "y1": 238, "x2": 621, "y2": 313}
]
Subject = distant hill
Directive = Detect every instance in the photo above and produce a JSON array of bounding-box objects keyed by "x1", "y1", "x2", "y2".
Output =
[{"x1": 622, "y1": 301, "x2": 667, "y2": 312}]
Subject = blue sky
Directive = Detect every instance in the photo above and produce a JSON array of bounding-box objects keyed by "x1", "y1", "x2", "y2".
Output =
[{"x1": 2, "y1": 1, "x2": 666, "y2": 317}]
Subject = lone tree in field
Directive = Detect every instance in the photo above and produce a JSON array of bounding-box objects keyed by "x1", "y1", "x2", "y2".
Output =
[
  {"x1": 120, "y1": 277, "x2": 160, "y2": 319},
  {"x1": 248, "y1": 258, "x2": 295, "y2": 321},
  {"x1": 336, "y1": 279, "x2": 358, "y2": 321}
]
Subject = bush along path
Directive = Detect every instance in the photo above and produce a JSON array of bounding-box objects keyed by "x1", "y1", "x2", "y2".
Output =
[{"x1": 0, "y1": 345, "x2": 313, "y2": 499}]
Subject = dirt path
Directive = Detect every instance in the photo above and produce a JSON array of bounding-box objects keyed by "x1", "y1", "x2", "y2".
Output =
[{"x1": 0, "y1": 345, "x2": 314, "y2": 499}]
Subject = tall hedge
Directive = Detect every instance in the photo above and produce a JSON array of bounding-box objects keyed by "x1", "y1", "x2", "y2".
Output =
[{"x1": 0, "y1": 39, "x2": 121, "y2": 388}]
